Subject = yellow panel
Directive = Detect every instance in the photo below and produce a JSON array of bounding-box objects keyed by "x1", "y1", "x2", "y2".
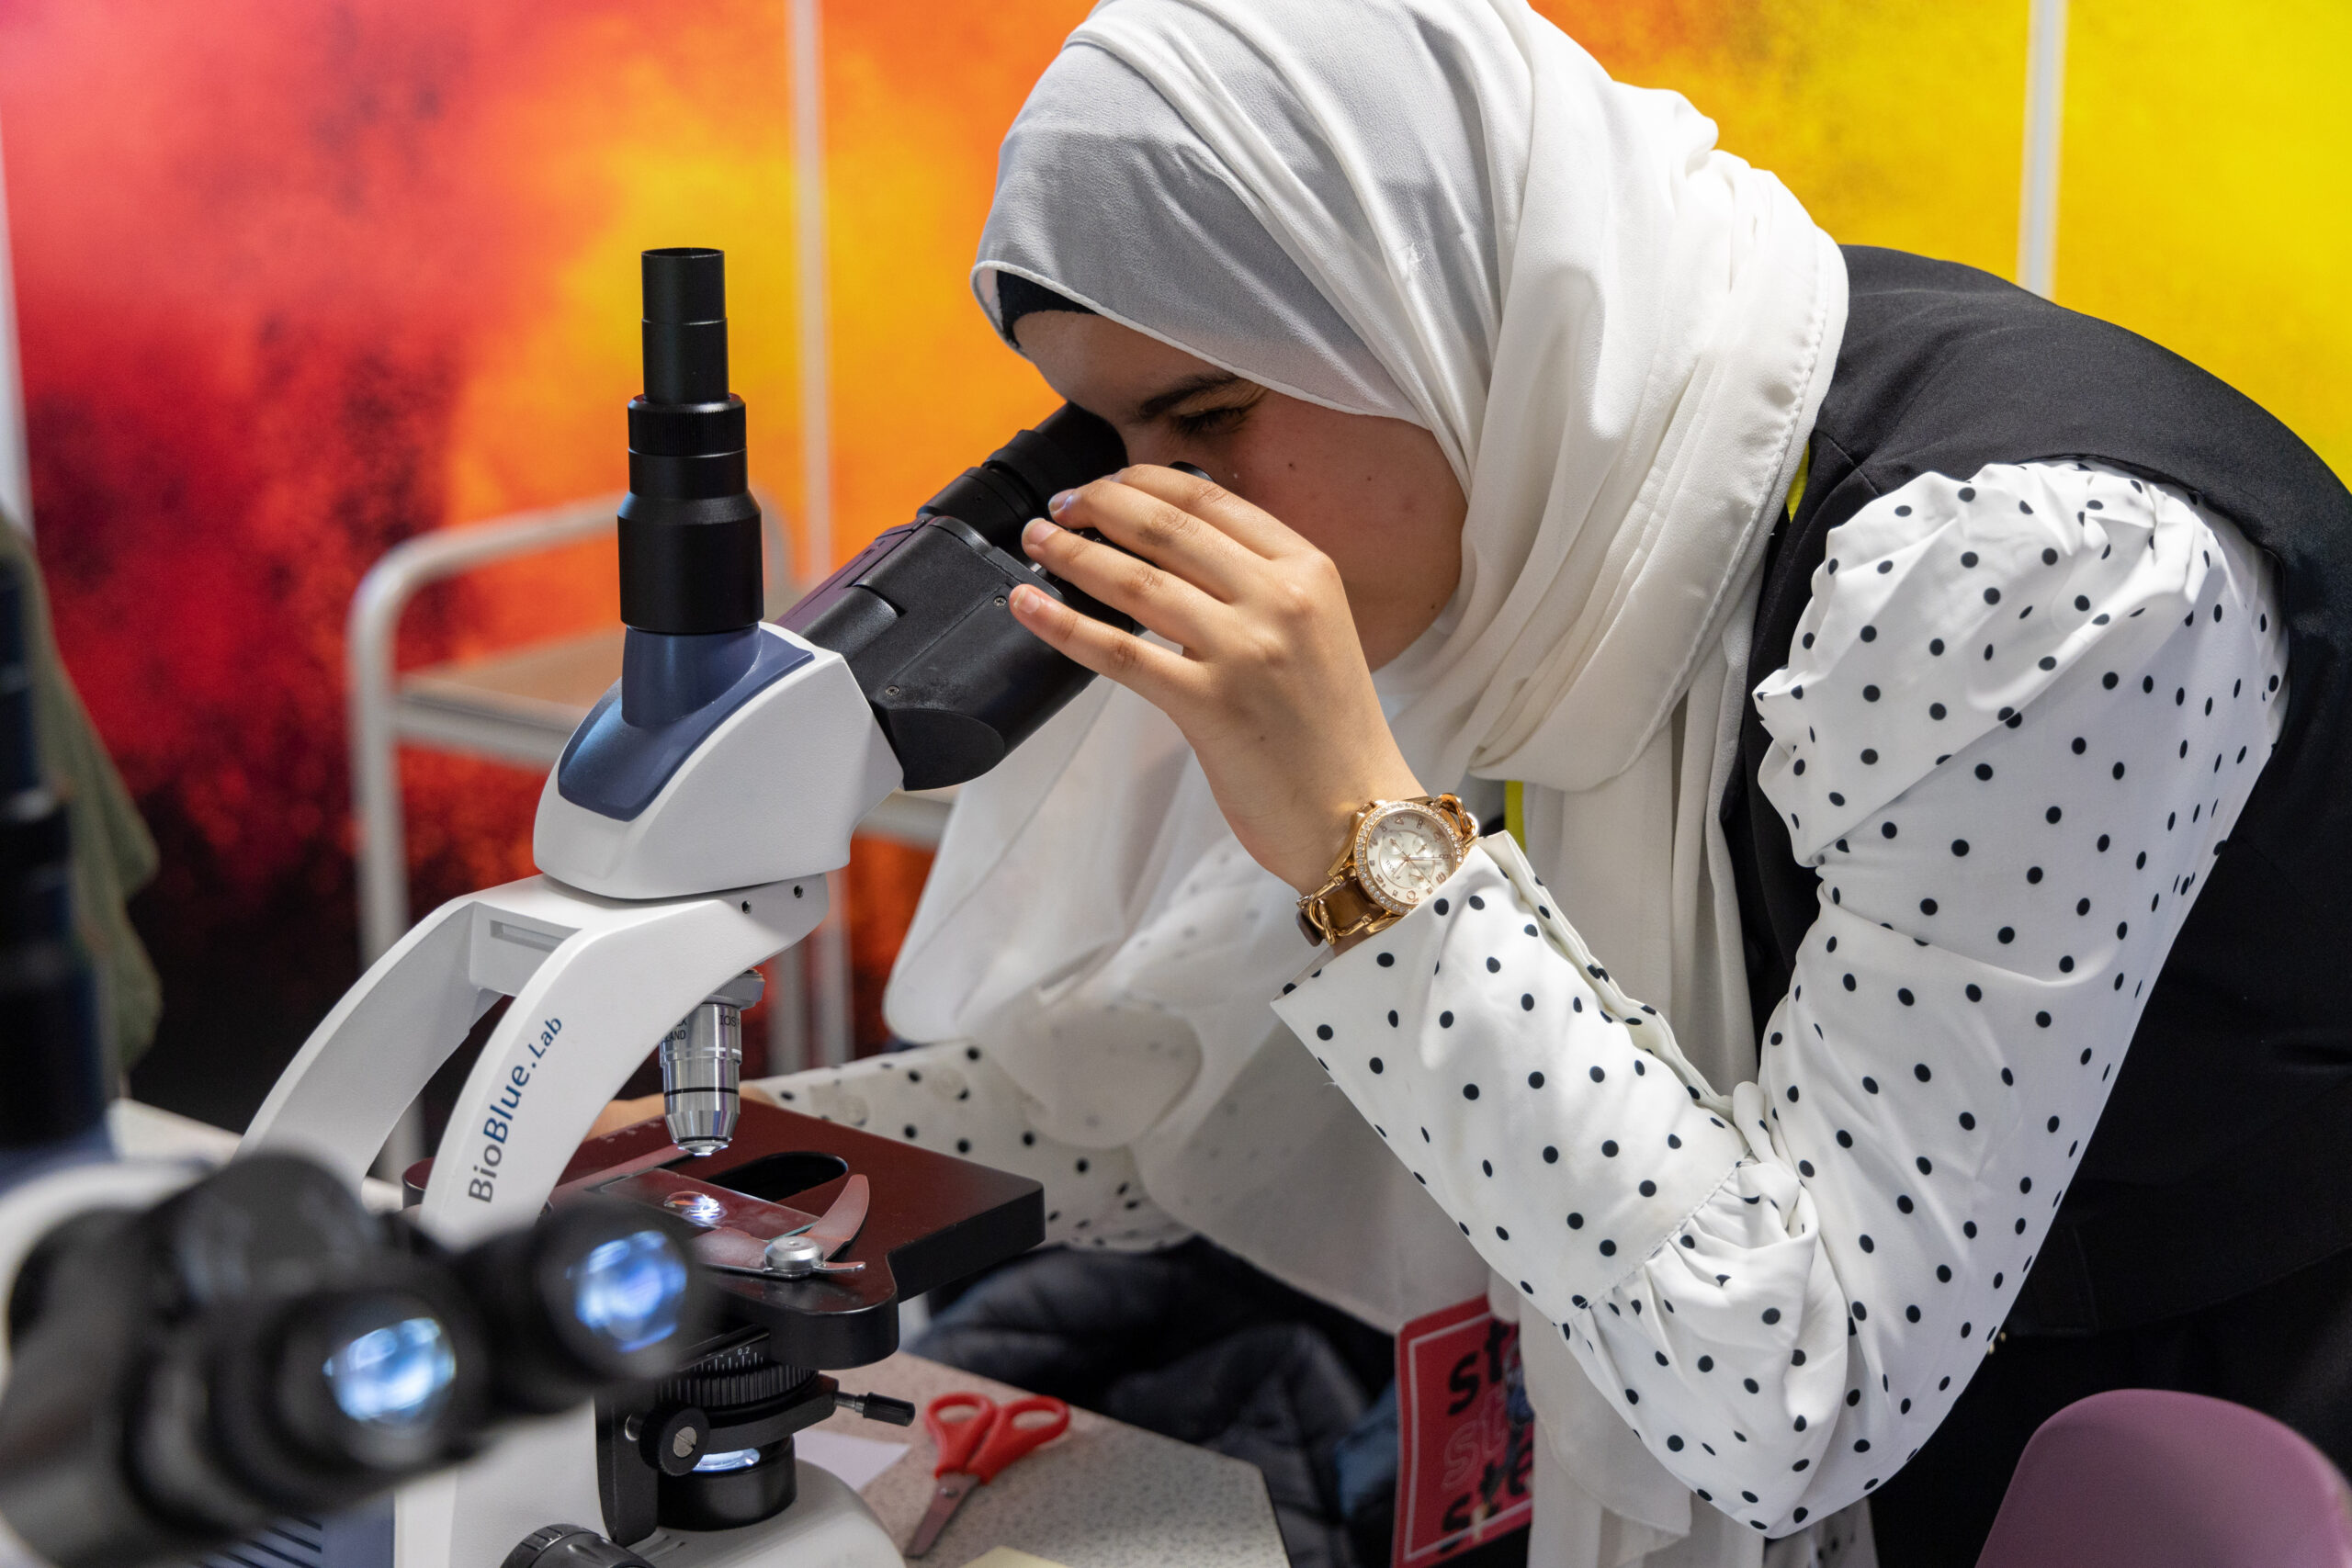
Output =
[
  {"x1": 2059, "y1": 0, "x2": 2352, "y2": 479},
  {"x1": 1537, "y1": 0, "x2": 2030, "y2": 278}
]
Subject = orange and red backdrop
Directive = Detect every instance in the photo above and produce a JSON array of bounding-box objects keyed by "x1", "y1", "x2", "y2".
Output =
[{"x1": 2, "y1": 0, "x2": 2344, "y2": 1128}]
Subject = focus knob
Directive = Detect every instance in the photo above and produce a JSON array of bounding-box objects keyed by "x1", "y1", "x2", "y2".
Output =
[{"x1": 502, "y1": 1525, "x2": 654, "y2": 1568}]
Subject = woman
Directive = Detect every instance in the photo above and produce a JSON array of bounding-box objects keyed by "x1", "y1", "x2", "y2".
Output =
[{"x1": 745, "y1": 1, "x2": 2352, "y2": 1562}]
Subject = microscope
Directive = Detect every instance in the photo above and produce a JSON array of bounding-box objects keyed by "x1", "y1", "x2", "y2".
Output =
[{"x1": 52, "y1": 247, "x2": 1127, "y2": 1568}]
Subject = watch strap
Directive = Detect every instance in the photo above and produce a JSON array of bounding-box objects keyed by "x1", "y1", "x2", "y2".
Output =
[{"x1": 1295, "y1": 866, "x2": 1396, "y2": 946}]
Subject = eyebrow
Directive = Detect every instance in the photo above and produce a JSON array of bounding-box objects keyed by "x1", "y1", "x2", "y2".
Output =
[{"x1": 1135, "y1": 370, "x2": 1245, "y2": 422}]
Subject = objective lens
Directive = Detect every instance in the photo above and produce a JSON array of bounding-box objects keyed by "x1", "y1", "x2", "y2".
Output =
[
  {"x1": 322, "y1": 1308, "x2": 457, "y2": 1429},
  {"x1": 660, "y1": 1000, "x2": 742, "y2": 1156},
  {"x1": 569, "y1": 1230, "x2": 689, "y2": 1356},
  {"x1": 692, "y1": 1448, "x2": 763, "y2": 1474}
]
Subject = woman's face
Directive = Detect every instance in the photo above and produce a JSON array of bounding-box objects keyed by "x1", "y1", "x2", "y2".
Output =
[{"x1": 1012, "y1": 310, "x2": 1466, "y2": 671}]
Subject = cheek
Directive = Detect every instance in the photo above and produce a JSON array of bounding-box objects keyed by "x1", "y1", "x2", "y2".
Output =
[
  {"x1": 1223, "y1": 423, "x2": 1374, "y2": 557},
  {"x1": 1225, "y1": 422, "x2": 1410, "y2": 581}
]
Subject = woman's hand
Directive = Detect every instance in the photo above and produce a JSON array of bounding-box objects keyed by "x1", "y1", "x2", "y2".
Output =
[{"x1": 1011, "y1": 465, "x2": 1424, "y2": 894}]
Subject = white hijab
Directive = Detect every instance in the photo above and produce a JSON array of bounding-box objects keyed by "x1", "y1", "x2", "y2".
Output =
[{"x1": 888, "y1": 1, "x2": 1847, "y2": 1558}]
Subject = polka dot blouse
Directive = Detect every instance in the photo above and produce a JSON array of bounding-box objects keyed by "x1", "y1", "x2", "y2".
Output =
[
  {"x1": 747, "y1": 1046, "x2": 1190, "y2": 1253},
  {"x1": 1271, "y1": 460, "x2": 2286, "y2": 1537}
]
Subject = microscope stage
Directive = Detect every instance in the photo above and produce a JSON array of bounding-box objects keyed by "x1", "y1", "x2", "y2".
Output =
[{"x1": 548, "y1": 1100, "x2": 1042, "y2": 1369}]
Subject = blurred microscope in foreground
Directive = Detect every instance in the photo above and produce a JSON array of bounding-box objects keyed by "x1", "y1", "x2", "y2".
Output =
[{"x1": 0, "y1": 1157, "x2": 713, "y2": 1568}]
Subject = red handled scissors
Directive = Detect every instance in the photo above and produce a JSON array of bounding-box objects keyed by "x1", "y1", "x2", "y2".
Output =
[{"x1": 905, "y1": 1390, "x2": 1071, "y2": 1557}]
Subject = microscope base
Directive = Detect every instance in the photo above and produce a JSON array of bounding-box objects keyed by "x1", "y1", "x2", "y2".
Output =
[{"x1": 639, "y1": 1461, "x2": 902, "y2": 1568}]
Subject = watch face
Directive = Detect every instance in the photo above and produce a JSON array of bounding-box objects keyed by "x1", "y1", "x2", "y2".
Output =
[{"x1": 1357, "y1": 804, "x2": 1464, "y2": 913}]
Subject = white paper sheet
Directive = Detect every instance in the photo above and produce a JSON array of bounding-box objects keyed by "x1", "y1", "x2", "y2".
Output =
[{"x1": 796, "y1": 1429, "x2": 910, "y2": 1493}]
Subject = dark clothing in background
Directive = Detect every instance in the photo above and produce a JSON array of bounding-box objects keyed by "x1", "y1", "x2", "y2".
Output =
[
  {"x1": 2, "y1": 513, "x2": 159, "y2": 1076},
  {"x1": 915, "y1": 1242, "x2": 1388, "y2": 1568},
  {"x1": 914, "y1": 1241, "x2": 1529, "y2": 1568}
]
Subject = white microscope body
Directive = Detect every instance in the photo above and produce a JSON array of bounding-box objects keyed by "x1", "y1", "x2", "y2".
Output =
[
  {"x1": 241, "y1": 625, "x2": 908, "y2": 1568},
  {"x1": 0, "y1": 244, "x2": 1122, "y2": 1568}
]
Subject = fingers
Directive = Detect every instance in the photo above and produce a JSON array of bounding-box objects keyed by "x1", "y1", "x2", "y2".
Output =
[
  {"x1": 1025, "y1": 465, "x2": 1329, "y2": 658},
  {"x1": 1043, "y1": 469, "x2": 1296, "y2": 608},
  {"x1": 1042, "y1": 479, "x2": 1257, "y2": 601},
  {"x1": 1009, "y1": 581, "x2": 1200, "y2": 708},
  {"x1": 1020, "y1": 518, "x2": 1228, "y2": 652},
  {"x1": 1114, "y1": 464, "x2": 1309, "y2": 560}
]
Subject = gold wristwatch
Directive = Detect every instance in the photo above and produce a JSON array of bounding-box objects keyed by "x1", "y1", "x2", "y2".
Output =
[{"x1": 1295, "y1": 794, "x2": 1480, "y2": 946}]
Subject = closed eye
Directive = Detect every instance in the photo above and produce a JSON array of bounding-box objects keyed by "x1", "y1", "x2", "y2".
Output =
[
  {"x1": 1165, "y1": 382, "x2": 1268, "y2": 441},
  {"x1": 1170, "y1": 401, "x2": 1252, "y2": 439}
]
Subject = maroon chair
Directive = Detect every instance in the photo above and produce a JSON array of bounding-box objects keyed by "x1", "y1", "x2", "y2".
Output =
[{"x1": 1976, "y1": 1388, "x2": 2352, "y2": 1568}]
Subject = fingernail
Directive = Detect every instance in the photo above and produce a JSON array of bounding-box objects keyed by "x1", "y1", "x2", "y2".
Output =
[
  {"x1": 1023, "y1": 518, "x2": 1054, "y2": 549},
  {"x1": 1048, "y1": 490, "x2": 1077, "y2": 514},
  {"x1": 1009, "y1": 584, "x2": 1043, "y2": 614}
]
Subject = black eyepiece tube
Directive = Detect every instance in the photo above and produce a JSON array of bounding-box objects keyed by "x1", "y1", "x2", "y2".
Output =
[
  {"x1": 639, "y1": 248, "x2": 729, "y2": 407},
  {"x1": 780, "y1": 401, "x2": 1132, "y2": 789},
  {"x1": 912, "y1": 402, "x2": 1127, "y2": 557},
  {"x1": 619, "y1": 248, "x2": 763, "y2": 636}
]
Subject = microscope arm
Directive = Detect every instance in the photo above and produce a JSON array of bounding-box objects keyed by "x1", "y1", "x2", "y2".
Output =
[
  {"x1": 241, "y1": 873, "x2": 832, "y2": 1244},
  {"x1": 247, "y1": 621, "x2": 896, "y2": 1211}
]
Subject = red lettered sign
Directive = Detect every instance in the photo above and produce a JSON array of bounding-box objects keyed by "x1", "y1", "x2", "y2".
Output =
[{"x1": 1394, "y1": 1295, "x2": 1533, "y2": 1567}]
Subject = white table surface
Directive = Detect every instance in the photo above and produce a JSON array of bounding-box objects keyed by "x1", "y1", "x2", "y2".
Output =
[{"x1": 808, "y1": 1352, "x2": 1288, "y2": 1568}]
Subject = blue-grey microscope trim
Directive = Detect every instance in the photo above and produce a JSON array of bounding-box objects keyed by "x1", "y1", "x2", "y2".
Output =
[
  {"x1": 559, "y1": 246, "x2": 788, "y2": 823},
  {"x1": 555, "y1": 627, "x2": 810, "y2": 821}
]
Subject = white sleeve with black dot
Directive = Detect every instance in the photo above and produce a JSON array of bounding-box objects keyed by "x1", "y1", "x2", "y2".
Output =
[
  {"x1": 746, "y1": 1043, "x2": 1190, "y2": 1251},
  {"x1": 1272, "y1": 459, "x2": 2286, "y2": 1538}
]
